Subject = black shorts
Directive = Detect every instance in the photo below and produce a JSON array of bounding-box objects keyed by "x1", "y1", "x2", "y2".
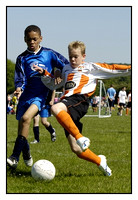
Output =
[
  {"x1": 119, "y1": 103, "x2": 125, "y2": 107},
  {"x1": 127, "y1": 102, "x2": 131, "y2": 108},
  {"x1": 61, "y1": 94, "x2": 90, "y2": 137},
  {"x1": 108, "y1": 98, "x2": 115, "y2": 107},
  {"x1": 92, "y1": 104, "x2": 97, "y2": 107}
]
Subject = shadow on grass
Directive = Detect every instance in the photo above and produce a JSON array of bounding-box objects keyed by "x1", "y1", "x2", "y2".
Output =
[
  {"x1": 7, "y1": 167, "x2": 99, "y2": 180},
  {"x1": 56, "y1": 171, "x2": 95, "y2": 178},
  {"x1": 7, "y1": 166, "x2": 31, "y2": 177}
]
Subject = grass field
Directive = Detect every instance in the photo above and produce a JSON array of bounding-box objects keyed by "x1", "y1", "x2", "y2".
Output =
[{"x1": 7, "y1": 107, "x2": 131, "y2": 194}]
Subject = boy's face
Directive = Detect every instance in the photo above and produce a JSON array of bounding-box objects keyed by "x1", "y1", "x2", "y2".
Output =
[
  {"x1": 24, "y1": 31, "x2": 42, "y2": 52},
  {"x1": 69, "y1": 48, "x2": 86, "y2": 68}
]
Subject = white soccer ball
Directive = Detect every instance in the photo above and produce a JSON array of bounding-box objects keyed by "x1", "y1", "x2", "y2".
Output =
[{"x1": 31, "y1": 159, "x2": 56, "y2": 181}]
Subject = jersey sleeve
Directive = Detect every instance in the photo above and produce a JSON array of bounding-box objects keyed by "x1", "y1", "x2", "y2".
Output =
[
  {"x1": 14, "y1": 56, "x2": 26, "y2": 90},
  {"x1": 96, "y1": 63, "x2": 131, "y2": 70},
  {"x1": 41, "y1": 71, "x2": 64, "y2": 90},
  {"x1": 90, "y1": 62, "x2": 131, "y2": 79},
  {"x1": 51, "y1": 50, "x2": 69, "y2": 71}
]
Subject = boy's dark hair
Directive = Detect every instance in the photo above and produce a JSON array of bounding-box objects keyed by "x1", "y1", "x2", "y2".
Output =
[{"x1": 24, "y1": 25, "x2": 41, "y2": 37}]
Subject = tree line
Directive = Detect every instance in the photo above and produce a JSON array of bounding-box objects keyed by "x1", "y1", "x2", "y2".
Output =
[{"x1": 7, "y1": 59, "x2": 131, "y2": 95}]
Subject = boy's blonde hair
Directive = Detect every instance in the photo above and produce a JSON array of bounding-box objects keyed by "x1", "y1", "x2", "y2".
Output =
[{"x1": 68, "y1": 41, "x2": 86, "y2": 55}]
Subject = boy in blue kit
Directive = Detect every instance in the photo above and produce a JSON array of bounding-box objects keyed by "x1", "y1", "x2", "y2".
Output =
[{"x1": 7, "y1": 25, "x2": 68, "y2": 169}]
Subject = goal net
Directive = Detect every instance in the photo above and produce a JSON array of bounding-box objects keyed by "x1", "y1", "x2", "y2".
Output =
[{"x1": 86, "y1": 80, "x2": 111, "y2": 118}]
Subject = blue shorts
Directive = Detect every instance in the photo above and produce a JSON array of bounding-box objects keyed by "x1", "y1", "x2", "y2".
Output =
[
  {"x1": 16, "y1": 97, "x2": 45, "y2": 120},
  {"x1": 39, "y1": 105, "x2": 51, "y2": 118}
]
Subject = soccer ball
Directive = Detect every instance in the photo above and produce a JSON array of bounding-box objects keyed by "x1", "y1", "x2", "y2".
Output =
[{"x1": 31, "y1": 159, "x2": 56, "y2": 181}]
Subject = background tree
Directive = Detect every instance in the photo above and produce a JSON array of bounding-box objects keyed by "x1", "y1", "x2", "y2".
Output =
[{"x1": 7, "y1": 59, "x2": 15, "y2": 94}]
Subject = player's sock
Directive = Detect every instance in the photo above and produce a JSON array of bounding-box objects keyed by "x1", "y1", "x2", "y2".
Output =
[
  {"x1": 22, "y1": 139, "x2": 31, "y2": 160},
  {"x1": 46, "y1": 124, "x2": 55, "y2": 134},
  {"x1": 77, "y1": 149, "x2": 101, "y2": 165},
  {"x1": 33, "y1": 126, "x2": 39, "y2": 142},
  {"x1": 126, "y1": 108, "x2": 129, "y2": 115},
  {"x1": 56, "y1": 110, "x2": 83, "y2": 140},
  {"x1": 11, "y1": 135, "x2": 27, "y2": 161}
]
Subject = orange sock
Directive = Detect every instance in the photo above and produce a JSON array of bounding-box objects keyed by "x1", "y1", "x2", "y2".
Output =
[
  {"x1": 56, "y1": 110, "x2": 83, "y2": 140},
  {"x1": 126, "y1": 108, "x2": 129, "y2": 115},
  {"x1": 77, "y1": 149, "x2": 101, "y2": 165}
]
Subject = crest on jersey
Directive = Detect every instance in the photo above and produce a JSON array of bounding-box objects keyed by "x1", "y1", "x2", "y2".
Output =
[
  {"x1": 30, "y1": 62, "x2": 46, "y2": 71},
  {"x1": 65, "y1": 81, "x2": 76, "y2": 90}
]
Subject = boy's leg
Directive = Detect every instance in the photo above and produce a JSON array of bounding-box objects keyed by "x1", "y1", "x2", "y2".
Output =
[
  {"x1": 67, "y1": 134, "x2": 101, "y2": 165},
  {"x1": 21, "y1": 104, "x2": 39, "y2": 138},
  {"x1": 51, "y1": 101, "x2": 90, "y2": 151},
  {"x1": 40, "y1": 106, "x2": 56, "y2": 142},
  {"x1": 52, "y1": 102, "x2": 83, "y2": 140},
  {"x1": 67, "y1": 134, "x2": 112, "y2": 176},
  {"x1": 41, "y1": 117, "x2": 56, "y2": 142},
  {"x1": 31, "y1": 114, "x2": 40, "y2": 143},
  {"x1": 126, "y1": 107, "x2": 129, "y2": 115},
  {"x1": 7, "y1": 104, "x2": 38, "y2": 168},
  {"x1": 22, "y1": 138, "x2": 33, "y2": 167},
  {"x1": 120, "y1": 105, "x2": 123, "y2": 115},
  {"x1": 32, "y1": 126, "x2": 40, "y2": 142}
]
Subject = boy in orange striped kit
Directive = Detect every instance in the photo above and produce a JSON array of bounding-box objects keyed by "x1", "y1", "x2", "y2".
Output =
[{"x1": 34, "y1": 41, "x2": 131, "y2": 176}]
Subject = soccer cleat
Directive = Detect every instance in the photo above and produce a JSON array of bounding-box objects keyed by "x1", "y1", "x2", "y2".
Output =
[
  {"x1": 51, "y1": 129, "x2": 56, "y2": 142},
  {"x1": 7, "y1": 156, "x2": 18, "y2": 169},
  {"x1": 98, "y1": 155, "x2": 112, "y2": 176},
  {"x1": 30, "y1": 139, "x2": 39, "y2": 144},
  {"x1": 23, "y1": 151, "x2": 33, "y2": 167},
  {"x1": 23, "y1": 156, "x2": 33, "y2": 167},
  {"x1": 76, "y1": 136, "x2": 90, "y2": 151}
]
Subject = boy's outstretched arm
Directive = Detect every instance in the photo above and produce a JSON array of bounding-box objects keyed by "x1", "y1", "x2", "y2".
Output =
[{"x1": 96, "y1": 63, "x2": 131, "y2": 70}]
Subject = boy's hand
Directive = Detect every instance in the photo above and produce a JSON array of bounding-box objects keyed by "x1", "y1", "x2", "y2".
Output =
[
  {"x1": 49, "y1": 100, "x2": 54, "y2": 106},
  {"x1": 54, "y1": 69, "x2": 62, "y2": 85},
  {"x1": 33, "y1": 64, "x2": 62, "y2": 85},
  {"x1": 33, "y1": 64, "x2": 43, "y2": 74},
  {"x1": 14, "y1": 87, "x2": 22, "y2": 99}
]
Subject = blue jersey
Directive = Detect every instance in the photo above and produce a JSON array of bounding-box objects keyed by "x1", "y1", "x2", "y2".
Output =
[
  {"x1": 107, "y1": 87, "x2": 116, "y2": 100},
  {"x1": 14, "y1": 47, "x2": 69, "y2": 101}
]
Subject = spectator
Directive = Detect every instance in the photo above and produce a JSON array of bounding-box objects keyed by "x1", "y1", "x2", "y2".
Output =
[
  {"x1": 107, "y1": 84, "x2": 116, "y2": 114},
  {"x1": 118, "y1": 87, "x2": 127, "y2": 116},
  {"x1": 126, "y1": 90, "x2": 131, "y2": 116}
]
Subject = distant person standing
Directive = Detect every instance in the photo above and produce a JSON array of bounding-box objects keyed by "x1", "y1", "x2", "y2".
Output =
[
  {"x1": 118, "y1": 87, "x2": 127, "y2": 116},
  {"x1": 107, "y1": 84, "x2": 116, "y2": 114},
  {"x1": 92, "y1": 95, "x2": 98, "y2": 112},
  {"x1": 126, "y1": 90, "x2": 131, "y2": 116}
]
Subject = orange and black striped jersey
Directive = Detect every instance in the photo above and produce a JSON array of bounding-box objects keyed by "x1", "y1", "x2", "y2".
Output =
[{"x1": 41, "y1": 62, "x2": 131, "y2": 99}]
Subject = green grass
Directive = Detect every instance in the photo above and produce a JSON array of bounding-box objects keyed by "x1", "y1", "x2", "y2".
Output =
[{"x1": 7, "y1": 107, "x2": 131, "y2": 194}]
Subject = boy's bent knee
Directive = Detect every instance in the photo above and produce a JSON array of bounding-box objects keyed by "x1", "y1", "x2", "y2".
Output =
[
  {"x1": 51, "y1": 102, "x2": 67, "y2": 116},
  {"x1": 22, "y1": 114, "x2": 31, "y2": 124},
  {"x1": 41, "y1": 119, "x2": 49, "y2": 127}
]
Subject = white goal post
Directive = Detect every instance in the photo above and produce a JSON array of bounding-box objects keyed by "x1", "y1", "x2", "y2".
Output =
[{"x1": 85, "y1": 80, "x2": 111, "y2": 118}]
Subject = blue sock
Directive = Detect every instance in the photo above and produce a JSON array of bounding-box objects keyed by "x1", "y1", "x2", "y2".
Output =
[
  {"x1": 11, "y1": 135, "x2": 26, "y2": 161},
  {"x1": 22, "y1": 139, "x2": 31, "y2": 160},
  {"x1": 33, "y1": 126, "x2": 39, "y2": 142},
  {"x1": 46, "y1": 124, "x2": 54, "y2": 134}
]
